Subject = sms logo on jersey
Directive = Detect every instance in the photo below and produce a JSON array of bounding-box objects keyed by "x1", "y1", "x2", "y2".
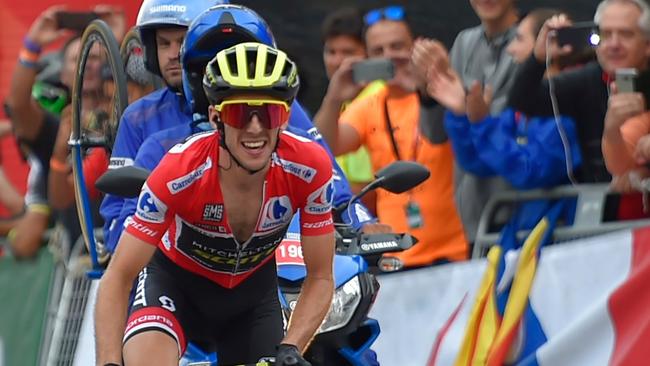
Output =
[
  {"x1": 259, "y1": 196, "x2": 293, "y2": 231},
  {"x1": 136, "y1": 184, "x2": 167, "y2": 223},
  {"x1": 305, "y1": 178, "x2": 334, "y2": 215}
]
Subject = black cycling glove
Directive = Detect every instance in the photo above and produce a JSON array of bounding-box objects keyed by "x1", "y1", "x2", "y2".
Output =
[{"x1": 275, "y1": 344, "x2": 311, "y2": 366}]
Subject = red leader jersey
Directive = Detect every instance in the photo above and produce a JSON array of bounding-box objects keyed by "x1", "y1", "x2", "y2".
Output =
[{"x1": 125, "y1": 130, "x2": 335, "y2": 288}]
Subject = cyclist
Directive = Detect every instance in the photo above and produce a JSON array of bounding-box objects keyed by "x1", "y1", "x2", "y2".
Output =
[
  {"x1": 102, "y1": 3, "x2": 381, "y2": 254},
  {"x1": 95, "y1": 43, "x2": 328, "y2": 366}
]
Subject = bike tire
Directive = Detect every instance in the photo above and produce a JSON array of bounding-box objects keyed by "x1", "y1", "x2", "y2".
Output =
[{"x1": 70, "y1": 19, "x2": 128, "y2": 276}]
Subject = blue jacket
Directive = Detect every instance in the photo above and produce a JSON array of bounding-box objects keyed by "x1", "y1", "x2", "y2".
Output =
[
  {"x1": 444, "y1": 109, "x2": 582, "y2": 190},
  {"x1": 101, "y1": 89, "x2": 374, "y2": 252},
  {"x1": 444, "y1": 109, "x2": 582, "y2": 230}
]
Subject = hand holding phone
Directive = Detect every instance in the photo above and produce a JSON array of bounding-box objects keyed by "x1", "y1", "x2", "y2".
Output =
[
  {"x1": 55, "y1": 11, "x2": 99, "y2": 31},
  {"x1": 555, "y1": 22, "x2": 600, "y2": 51},
  {"x1": 615, "y1": 68, "x2": 638, "y2": 94},
  {"x1": 352, "y1": 58, "x2": 394, "y2": 84}
]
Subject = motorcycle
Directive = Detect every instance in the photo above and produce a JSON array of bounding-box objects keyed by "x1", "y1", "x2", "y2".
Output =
[{"x1": 96, "y1": 160, "x2": 430, "y2": 366}]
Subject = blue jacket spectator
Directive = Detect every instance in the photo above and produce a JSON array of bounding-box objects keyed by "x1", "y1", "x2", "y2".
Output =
[{"x1": 445, "y1": 109, "x2": 582, "y2": 189}]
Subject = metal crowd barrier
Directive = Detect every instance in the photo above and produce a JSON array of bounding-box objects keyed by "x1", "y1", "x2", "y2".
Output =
[
  {"x1": 472, "y1": 183, "x2": 650, "y2": 258},
  {"x1": 41, "y1": 229, "x2": 102, "y2": 366}
]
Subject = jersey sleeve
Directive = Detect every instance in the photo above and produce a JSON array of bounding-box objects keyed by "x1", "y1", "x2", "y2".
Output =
[
  {"x1": 298, "y1": 143, "x2": 335, "y2": 236},
  {"x1": 124, "y1": 153, "x2": 178, "y2": 246}
]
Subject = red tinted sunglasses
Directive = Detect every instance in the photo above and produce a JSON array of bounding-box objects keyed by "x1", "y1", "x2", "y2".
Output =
[{"x1": 215, "y1": 100, "x2": 291, "y2": 129}]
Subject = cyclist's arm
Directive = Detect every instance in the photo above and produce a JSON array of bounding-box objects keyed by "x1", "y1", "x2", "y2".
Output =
[
  {"x1": 283, "y1": 231, "x2": 335, "y2": 352},
  {"x1": 95, "y1": 231, "x2": 156, "y2": 366},
  {"x1": 96, "y1": 159, "x2": 174, "y2": 363},
  {"x1": 283, "y1": 143, "x2": 336, "y2": 352}
]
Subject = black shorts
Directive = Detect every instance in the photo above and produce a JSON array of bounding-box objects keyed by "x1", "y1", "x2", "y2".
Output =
[{"x1": 124, "y1": 250, "x2": 283, "y2": 364}]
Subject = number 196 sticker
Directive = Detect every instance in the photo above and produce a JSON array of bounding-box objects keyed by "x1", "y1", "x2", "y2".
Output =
[{"x1": 275, "y1": 240, "x2": 304, "y2": 266}]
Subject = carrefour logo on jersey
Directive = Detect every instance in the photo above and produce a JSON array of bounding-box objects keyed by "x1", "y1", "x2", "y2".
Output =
[
  {"x1": 273, "y1": 156, "x2": 317, "y2": 183},
  {"x1": 259, "y1": 196, "x2": 293, "y2": 231},
  {"x1": 167, "y1": 157, "x2": 213, "y2": 194},
  {"x1": 305, "y1": 178, "x2": 334, "y2": 215},
  {"x1": 136, "y1": 184, "x2": 167, "y2": 223}
]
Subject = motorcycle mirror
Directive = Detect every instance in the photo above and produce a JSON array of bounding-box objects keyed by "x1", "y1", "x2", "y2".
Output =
[
  {"x1": 373, "y1": 161, "x2": 430, "y2": 194},
  {"x1": 336, "y1": 161, "x2": 430, "y2": 213},
  {"x1": 95, "y1": 166, "x2": 150, "y2": 198}
]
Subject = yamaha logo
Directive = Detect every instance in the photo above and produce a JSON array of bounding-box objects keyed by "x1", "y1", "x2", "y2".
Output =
[{"x1": 361, "y1": 241, "x2": 399, "y2": 252}]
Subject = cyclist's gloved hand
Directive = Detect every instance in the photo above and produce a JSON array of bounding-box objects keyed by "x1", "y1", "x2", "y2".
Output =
[{"x1": 275, "y1": 344, "x2": 311, "y2": 366}]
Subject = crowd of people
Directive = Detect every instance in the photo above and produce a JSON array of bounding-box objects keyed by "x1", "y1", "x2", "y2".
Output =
[{"x1": 2, "y1": 0, "x2": 650, "y2": 363}]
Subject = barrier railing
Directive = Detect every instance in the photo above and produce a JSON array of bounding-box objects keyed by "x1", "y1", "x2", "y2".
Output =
[{"x1": 473, "y1": 183, "x2": 650, "y2": 258}]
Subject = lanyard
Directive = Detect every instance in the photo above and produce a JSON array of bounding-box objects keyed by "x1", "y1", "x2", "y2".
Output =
[{"x1": 383, "y1": 98, "x2": 419, "y2": 161}]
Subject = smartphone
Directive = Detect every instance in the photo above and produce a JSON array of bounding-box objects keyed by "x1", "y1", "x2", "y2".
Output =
[
  {"x1": 55, "y1": 11, "x2": 99, "y2": 31},
  {"x1": 636, "y1": 68, "x2": 650, "y2": 104},
  {"x1": 555, "y1": 22, "x2": 600, "y2": 50},
  {"x1": 615, "y1": 68, "x2": 638, "y2": 94},
  {"x1": 352, "y1": 58, "x2": 394, "y2": 84}
]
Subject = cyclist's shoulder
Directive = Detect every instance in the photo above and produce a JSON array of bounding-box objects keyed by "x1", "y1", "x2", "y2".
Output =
[
  {"x1": 277, "y1": 130, "x2": 331, "y2": 169},
  {"x1": 152, "y1": 131, "x2": 217, "y2": 195}
]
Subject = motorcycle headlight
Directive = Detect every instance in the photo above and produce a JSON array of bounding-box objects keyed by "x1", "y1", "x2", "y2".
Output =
[{"x1": 318, "y1": 276, "x2": 362, "y2": 334}]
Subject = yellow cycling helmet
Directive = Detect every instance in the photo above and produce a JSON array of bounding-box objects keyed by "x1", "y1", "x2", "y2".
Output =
[{"x1": 202, "y1": 42, "x2": 299, "y2": 106}]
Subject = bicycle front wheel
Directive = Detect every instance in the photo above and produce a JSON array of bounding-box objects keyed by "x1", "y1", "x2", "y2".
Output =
[{"x1": 70, "y1": 19, "x2": 128, "y2": 276}]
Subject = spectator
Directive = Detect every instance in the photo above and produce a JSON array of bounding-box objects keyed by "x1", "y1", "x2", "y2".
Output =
[
  {"x1": 313, "y1": 7, "x2": 380, "y2": 213},
  {"x1": 601, "y1": 83, "x2": 650, "y2": 195},
  {"x1": 424, "y1": 9, "x2": 583, "y2": 244},
  {"x1": 48, "y1": 42, "x2": 157, "y2": 211},
  {"x1": 448, "y1": 0, "x2": 520, "y2": 244},
  {"x1": 316, "y1": 6, "x2": 468, "y2": 269},
  {"x1": 510, "y1": 0, "x2": 650, "y2": 219},
  {"x1": 602, "y1": 87, "x2": 648, "y2": 181},
  {"x1": 3, "y1": 5, "x2": 124, "y2": 257},
  {"x1": 510, "y1": 0, "x2": 650, "y2": 182},
  {"x1": 427, "y1": 8, "x2": 581, "y2": 191}
]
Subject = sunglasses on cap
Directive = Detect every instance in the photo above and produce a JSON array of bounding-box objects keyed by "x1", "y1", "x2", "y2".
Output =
[
  {"x1": 364, "y1": 6, "x2": 405, "y2": 26},
  {"x1": 215, "y1": 99, "x2": 291, "y2": 130}
]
